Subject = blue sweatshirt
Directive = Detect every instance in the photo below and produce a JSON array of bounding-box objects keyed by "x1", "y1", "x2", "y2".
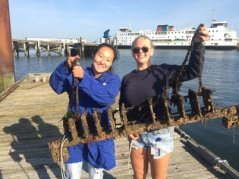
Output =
[{"x1": 49, "y1": 61, "x2": 121, "y2": 170}]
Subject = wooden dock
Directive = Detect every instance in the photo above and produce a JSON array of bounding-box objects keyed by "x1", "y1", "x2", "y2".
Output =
[
  {"x1": 12, "y1": 38, "x2": 99, "y2": 57},
  {"x1": 0, "y1": 73, "x2": 238, "y2": 179}
]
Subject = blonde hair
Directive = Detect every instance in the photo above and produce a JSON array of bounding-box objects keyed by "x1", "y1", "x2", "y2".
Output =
[{"x1": 131, "y1": 35, "x2": 154, "y2": 49}]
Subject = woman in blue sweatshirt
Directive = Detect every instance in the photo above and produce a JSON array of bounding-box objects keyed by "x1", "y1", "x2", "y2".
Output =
[{"x1": 49, "y1": 43, "x2": 120, "y2": 179}]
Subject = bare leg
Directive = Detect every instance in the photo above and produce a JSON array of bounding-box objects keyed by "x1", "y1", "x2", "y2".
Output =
[
  {"x1": 130, "y1": 147, "x2": 149, "y2": 179},
  {"x1": 149, "y1": 152, "x2": 171, "y2": 179}
]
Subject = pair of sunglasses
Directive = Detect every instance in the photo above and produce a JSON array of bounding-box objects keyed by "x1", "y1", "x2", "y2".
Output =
[{"x1": 132, "y1": 46, "x2": 149, "y2": 54}]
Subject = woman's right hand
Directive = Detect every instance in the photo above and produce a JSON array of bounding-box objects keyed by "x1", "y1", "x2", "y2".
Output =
[
  {"x1": 72, "y1": 65, "x2": 84, "y2": 79},
  {"x1": 65, "y1": 55, "x2": 80, "y2": 68},
  {"x1": 129, "y1": 133, "x2": 139, "y2": 140}
]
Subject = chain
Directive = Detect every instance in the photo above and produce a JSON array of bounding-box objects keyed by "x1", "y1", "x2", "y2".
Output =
[
  {"x1": 171, "y1": 24, "x2": 204, "y2": 97},
  {"x1": 197, "y1": 43, "x2": 204, "y2": 95},
  {"x1": 70, "y1": 59, "x2": 80, "y2": 115}
]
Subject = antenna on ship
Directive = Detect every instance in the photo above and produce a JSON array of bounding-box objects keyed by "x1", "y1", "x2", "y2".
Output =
[
  {"x1": 128, "y1": 19, "x2": 131, "y2": 30},
  {"x1": 211, "y1": 9, "x2": 216, "y2": 22}
]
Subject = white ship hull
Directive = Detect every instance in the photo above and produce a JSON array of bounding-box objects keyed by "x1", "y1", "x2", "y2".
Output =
[
  {"x1": 115, "y1": 20, "x2": 238, "y2": 50},
  {"x1": 116, "y1": 41, "x2": 238, "y2": 50}
]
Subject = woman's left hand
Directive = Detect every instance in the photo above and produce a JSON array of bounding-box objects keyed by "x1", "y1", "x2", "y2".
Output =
[{"x1": 198, "y1": 25, "x2": 209, "y2": 42}]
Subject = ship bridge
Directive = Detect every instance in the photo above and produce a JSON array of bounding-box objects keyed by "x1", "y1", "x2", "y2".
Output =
[
  {"x1": 119, "y1": 27, "x2": 131, "y2": 32},
  {"x1": 211, "y1": 21, "x2": 228, "y2": 28}
]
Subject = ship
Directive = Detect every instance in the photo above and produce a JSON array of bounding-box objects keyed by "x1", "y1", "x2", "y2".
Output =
[{"x1": 114, "y1": 20, "x2": 238, "y2": 50}]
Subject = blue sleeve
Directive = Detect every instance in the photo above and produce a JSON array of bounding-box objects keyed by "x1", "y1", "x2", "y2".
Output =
[
  {"x1": 77, "y1": 73, "x2": 121, "y2": 106},
  {"x1": 49, "y1": 60, "x2": 72, "y2": 94}
]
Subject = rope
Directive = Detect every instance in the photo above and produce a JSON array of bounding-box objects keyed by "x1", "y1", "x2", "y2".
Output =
[{"x1": 60, "y1": 135, "x2": 68, "y2": 179}]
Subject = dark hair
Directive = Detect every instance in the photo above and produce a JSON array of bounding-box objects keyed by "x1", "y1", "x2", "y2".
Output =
[{"x1": 93, "y1": 43, "x2": 119, "y2": 62}]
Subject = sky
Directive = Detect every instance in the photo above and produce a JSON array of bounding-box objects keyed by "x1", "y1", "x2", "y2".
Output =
[{"x1": 9, "y1": 0, "x2": 239, "y2": 43}]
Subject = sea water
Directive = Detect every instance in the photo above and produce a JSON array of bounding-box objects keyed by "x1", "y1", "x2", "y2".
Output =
[{"x1": 14, "y1": 48, "x2": 239, "y2": 171}]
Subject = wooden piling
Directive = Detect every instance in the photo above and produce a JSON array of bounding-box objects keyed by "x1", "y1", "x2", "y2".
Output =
[
  {"x1": 36, "y1": 41, "x2": 41, "y2": 57},
  {"x1": 0, "y1": 0, "x2": 15, "y2": 93},
  {"x1": 12, "y1": 38, "x2": 99, "y2": 57}
]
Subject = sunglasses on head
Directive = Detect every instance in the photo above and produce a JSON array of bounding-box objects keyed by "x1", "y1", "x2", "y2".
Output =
[{"x1": 132, "y1": 46, "x2": 149, "y2": 54}]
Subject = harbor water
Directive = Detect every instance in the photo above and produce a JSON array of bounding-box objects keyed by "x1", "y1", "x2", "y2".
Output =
[{"x1": 14, "y1": 48, "x2": 239, "y2": 171}]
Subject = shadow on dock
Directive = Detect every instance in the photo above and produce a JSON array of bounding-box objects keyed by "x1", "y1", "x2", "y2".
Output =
[{"x1": 3, "y1": 115, "x2": 62, "y2": 179}]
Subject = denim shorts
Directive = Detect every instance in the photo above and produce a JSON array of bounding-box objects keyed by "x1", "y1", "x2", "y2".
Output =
[{"x1": 130, "y1": 129, "x2": 174, "y2": 159}]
